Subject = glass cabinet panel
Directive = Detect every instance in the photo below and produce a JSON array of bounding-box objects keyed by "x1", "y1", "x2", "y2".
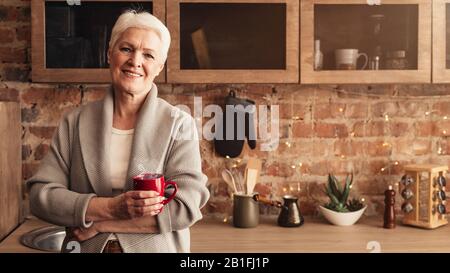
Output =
[
  {"x1": 32, "y1": 0, "x2": 165, "y2": 83},
  {"x1": 314, "y1": 4, "x2": 418, "y2": 71},
  {"x1": 179, "y1": 3, "x2": 286, "y2": 70},
  {"x1": 301, "y1": 0, "x2": 431, "y2": 84},
  {"x1": 45, "y1": 2, "x2": 152, "y2": 69},
  {"x1": 167, "y1": 0, "x2": 299, "y2": 83}
]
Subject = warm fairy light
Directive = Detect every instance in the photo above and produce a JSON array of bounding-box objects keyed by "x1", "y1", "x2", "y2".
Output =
[
  {"x1": 388, "y1": 185, "x2": 393, "y2": 190},
  {"x1": 298, "y1": 162, "x2": 303, "y2": 167},
  {"x1": 394, "y1": 161, "x2": 399, "y2": 165},
  {"x1": 425, "y1": 111, "x2": 430, "y2": 116},
  {"x1": 297, "y1": 182, "x2": 300, "y2": 192},
  {"x1": 289, "y1": 185, "x2": 294, "y2": 192},
  {"x1": 292, "y1": 116, "x2": 300, "y2": 121},
  {"x1": 381, "y1": 167, "x2": 385, "y2": 172},
  {"x1": 235, "y1": 159, "x2": 242, "y2": 163},
  {"x1": 339, "y1": 108, "x2": 344, "y2": 112},
  {"x1": 226, "y1": 155, "x2": 230, "y2": 159},
  {"x1": 443, "y1": 130, "x2": 448, "y2": 135},
  {"x1": 340, "y1": 155, "x2": 346, "y2": 159},
  {"x1": 283, "y1": 187, "x2": 287, "y2": 193},
  {"x1": 349, "y1": 184, "x2": 353, "y2": 189},
  {"x1": 438, "y1": 146, "x2": 443, "y2": 154},
  {"x1": 382, "y1": 142, "x2": 390, "y2": 147},
  {"x1": 444, "y1": 116, "x2": 448, "y2": 120},
  {"x1": 285, "y1": 141, "x2": 292, "y2": 148},
  {"x1": 384, "y1": 114, "x2": 389, "y2": 121},
  {"x1": 291, "y1": 165, "x2": 296, "y2": 169},
  {"x1": 232, "y1": 164, "x2": 237, "y2": 168},
  {"x1": 361, "y1": 198, "x2": 365, "y2": 202},
  {"x1": 350, "y1": 132, "x2": 355, "y2": 137},
  {"x1": 223, "y1": 217, "x2": 228, "y2": 223}
]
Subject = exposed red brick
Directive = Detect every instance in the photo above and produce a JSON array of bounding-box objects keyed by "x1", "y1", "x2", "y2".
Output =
[
  {"x1": 0, "y1": 87, "x2": 19, "y2": 101},
  {"x1": 0, "y1": 28, "x2": 14, "y2": 43},
  {"x1": 345, "y1": 103, "x2": 368, "y2": 119},
  {"x1": 315, "y1": 122, "x2": 348, "y2": 138},
  {"x1": 29, "y1": 126, "x2": 56, "y2": 139},
  {"x1": 22, "y1": 162, "x2": 39, "y2": 181},
  {"x1": 292, "y1": 122, "x2": 314, "y2": 138},
  {"x1": 34, "y1": 143, "x2": 49, "y2": 160},
  {"x1": 16, "y1": 25, "x2": 30, "y2": 43},
  {"x1": 0, "y1": 47, "x2": 27, "y2": 63}
]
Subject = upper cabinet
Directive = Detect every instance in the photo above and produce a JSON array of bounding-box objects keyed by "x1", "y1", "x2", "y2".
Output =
[
  {"x1": 166, "y1": 0, "x2": 299, "y2": 83},
  {"x1": 31, "y1": 0, "x2": 165, "y2": 83},
  {"x1": 300, "y1": 0, "x2": 431, "y2": 84},
  {"x1": 433, "y1": 0, "x2": 450, "y2": 83}
]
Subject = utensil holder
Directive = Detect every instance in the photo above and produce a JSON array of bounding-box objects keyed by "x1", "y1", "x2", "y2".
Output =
[{"x1": 233, "y1": 193, "x2": 259, "y2": 228}]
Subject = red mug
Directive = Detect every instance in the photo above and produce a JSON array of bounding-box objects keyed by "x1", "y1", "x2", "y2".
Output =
[{"x1": 132, "y1": 173, "x2": 178, "y2": 206}]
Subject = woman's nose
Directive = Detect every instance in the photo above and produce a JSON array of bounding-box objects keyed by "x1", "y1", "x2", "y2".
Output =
[{"x1": 128, "y1": 52, "x2": 142, "y2": 67}]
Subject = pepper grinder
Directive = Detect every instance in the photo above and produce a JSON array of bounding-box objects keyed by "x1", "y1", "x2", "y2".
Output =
[{"x1": 384, "y1": 185, "x2": 396, "y2": 229}]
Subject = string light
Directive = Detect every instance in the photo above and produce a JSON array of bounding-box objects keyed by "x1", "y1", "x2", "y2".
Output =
[
  {"x1": 384, "y1": 114, "x2": 389, "y2": 122},
  {"x1": 339, "y1": 107, "x2": 344, "y2": 113},
  {"x1": 380, "y1": 161, "x2": 399, "y2": 173}
]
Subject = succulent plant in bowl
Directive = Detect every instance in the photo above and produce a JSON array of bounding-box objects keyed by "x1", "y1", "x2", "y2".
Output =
[{"x1": 319, "y1": 173, "x2": 366, "y2": 226}]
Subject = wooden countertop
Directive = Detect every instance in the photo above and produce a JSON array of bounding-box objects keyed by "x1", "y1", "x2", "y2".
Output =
[{"x1": 1, "y1": 215, "x2": 450, "y2": 253}]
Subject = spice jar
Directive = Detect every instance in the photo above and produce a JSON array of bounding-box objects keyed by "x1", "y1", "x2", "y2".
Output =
[{"x1": 385, "y1": 50, "x2": 408, "y2": 70}]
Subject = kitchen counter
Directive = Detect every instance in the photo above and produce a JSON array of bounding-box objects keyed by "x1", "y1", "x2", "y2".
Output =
[{"x1": 1, "y1": 215, "x2": 450, "y2": 253}]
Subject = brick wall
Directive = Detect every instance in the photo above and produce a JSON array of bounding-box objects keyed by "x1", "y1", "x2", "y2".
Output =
[{"x1": 2, "y1": 0, "x2": 450, "y2": 220}]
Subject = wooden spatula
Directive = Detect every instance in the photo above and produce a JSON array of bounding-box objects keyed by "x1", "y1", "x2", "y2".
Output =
[{"x1": 245, "y1": 158, "x2": 262, "y2": 195}]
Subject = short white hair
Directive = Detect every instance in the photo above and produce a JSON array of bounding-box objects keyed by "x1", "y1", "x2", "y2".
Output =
[{"x1": 109, "y1": 10, "x2": 171, "y2": 63}]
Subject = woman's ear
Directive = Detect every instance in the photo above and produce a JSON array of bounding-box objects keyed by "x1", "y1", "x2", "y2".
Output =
[{"x1": 156, "y1": 63, "x2": 164, "y2": 76}]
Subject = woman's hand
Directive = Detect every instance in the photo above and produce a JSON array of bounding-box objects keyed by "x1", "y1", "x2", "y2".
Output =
[
  {"x1": 66, "y1": 225, "x2": 99, "y2": 242},
  {"x1": 107, "y1": 190, "x2": 164, "y2": 219}
]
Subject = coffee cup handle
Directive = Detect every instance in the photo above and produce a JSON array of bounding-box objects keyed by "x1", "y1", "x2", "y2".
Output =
[
  {"x1": 162, "y1": 181, "x2": 178, "y2": 204},
  {"x1": 358, "y1": 53, "x2": 368, "y2": 70}
]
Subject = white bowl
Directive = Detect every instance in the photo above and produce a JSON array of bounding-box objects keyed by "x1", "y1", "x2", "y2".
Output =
[{"x1": 319, "y1": 205, "x2": 367, "y2": 226}]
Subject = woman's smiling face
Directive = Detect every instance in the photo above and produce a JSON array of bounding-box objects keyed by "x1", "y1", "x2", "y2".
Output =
[{"x1": 108, "y1": 27, "x2": 164, "y2": 95}]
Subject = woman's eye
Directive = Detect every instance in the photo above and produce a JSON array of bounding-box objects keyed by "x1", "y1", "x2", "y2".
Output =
[{"x1": 144, "y1": 53, "x2": 154, "y2": 59}]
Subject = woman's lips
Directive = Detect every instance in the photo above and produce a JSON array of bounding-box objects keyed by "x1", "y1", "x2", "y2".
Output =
[{"x1": 122, "y1": 70, "x2": 143, "y2": 78}]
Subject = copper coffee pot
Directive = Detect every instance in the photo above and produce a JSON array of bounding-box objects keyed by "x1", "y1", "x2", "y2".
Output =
[{"x1": 253, "y1": 194, "x2": 304, "y2": 227}]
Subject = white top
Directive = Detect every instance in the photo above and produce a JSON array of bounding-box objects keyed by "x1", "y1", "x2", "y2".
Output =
[
  {"x1": 110, "y1": 127, "x2": 134, "y2": 190},
  {"x1": 109, "y1": 127, "x2": 134, "y2": 242}
]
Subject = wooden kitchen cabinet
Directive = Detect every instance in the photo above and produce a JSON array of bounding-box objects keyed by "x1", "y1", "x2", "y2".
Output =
[
  {"x1": 0, "y1": 102, "x2": 21, "y2": 242},
  {"x1": 31, "y1": 0, "x2": 165, "y2": 83},
  {"x1": 433, "y1": 0, "x2": 450, "y2": 83},
  {"x1": 300, "y1": 0, "x2": 431, "y2": 84},
  {"x1": 166, "y1": 0, "x2": 299, "y2": 83}
]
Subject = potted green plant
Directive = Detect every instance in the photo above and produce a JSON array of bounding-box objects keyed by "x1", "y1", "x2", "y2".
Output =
[{"x1": 319, "y1": 173, "x2": 366, "y2": 226}]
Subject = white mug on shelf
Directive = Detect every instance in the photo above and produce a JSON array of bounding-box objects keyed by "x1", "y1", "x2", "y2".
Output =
[{"x1": 335, "y1": 49, "x2": 368, "y2": 70}]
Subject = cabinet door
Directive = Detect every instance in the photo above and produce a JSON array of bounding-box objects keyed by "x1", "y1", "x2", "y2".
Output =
[
  {"x1": 0, "y1": 102, "x2": 21, "y2": 242},
  {"x1": 433, "y1": 0, "x2": 450, "y2": 83},
  {"x1": 301, "y1": 0, "x2": 431, "y2": 84},
  {"x1": 167, "y1": 0, "x2": 299, "y2": 83},
  {"x1": 31, "y1": 0, "x2": 165, "y2": 83}
]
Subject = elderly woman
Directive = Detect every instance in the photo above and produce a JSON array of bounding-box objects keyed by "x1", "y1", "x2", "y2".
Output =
[{"x1": 26, "y1": 11, "x2": 210, "y2": 253}]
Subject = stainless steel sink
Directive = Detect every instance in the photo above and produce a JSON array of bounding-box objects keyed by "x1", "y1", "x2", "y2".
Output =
[{"x1": 20, "y1": 226, "x2": 66, "y2": 252}]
